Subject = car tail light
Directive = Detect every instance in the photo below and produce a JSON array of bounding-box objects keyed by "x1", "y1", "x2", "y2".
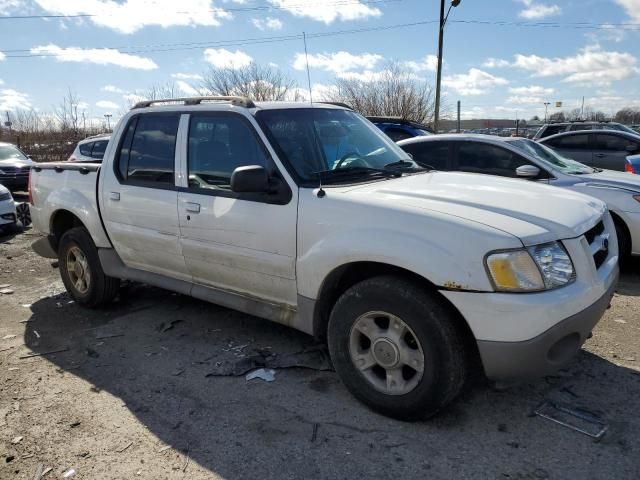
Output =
[
  {"x1": 28, "y1": 169, "x2": 33, "y2": 205},
  {"x1": 625, "y1": 163, "x2": 636, "y2": 174}
]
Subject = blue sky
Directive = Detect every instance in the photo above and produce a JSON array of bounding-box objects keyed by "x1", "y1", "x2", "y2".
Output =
[{"x1": 0, "y1": 0, "x2": 639, "y2": 125}]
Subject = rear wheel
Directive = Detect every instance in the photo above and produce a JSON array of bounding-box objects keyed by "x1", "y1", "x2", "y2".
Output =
[
  {"x1": 58, "y1": 227, "x2": 120, "y2": 307},
  {"x1": 327, "y1": 275, "x2": 468, "y2": 420},
  {"x1": 16, "y1": 203, "x2": 31, "y2": 227}
]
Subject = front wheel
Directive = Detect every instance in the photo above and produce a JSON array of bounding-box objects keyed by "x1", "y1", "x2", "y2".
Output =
[
  {"x1": 327, "y1": 276, "x2": 468, "y2": 420},
  {"x1": 58, "y1": 227, "x2": 120, "y2": 307}
]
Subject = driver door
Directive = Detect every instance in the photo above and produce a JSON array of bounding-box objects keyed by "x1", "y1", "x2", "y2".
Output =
[{"x1": 177, "y1": 112, "x2": 298, "y2": 305}]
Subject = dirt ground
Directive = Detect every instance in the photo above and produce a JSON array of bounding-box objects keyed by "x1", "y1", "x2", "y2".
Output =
[{"x1": 1, "y1": 217, "x2": 639, "y2": 479}]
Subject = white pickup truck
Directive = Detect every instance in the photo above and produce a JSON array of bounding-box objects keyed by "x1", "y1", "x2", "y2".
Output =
[{"x1": 30, "y1": 97, "x2": 618, "y2": 420}]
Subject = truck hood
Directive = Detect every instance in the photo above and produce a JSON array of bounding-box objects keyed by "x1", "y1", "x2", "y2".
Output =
[
  {"x1": 573, "y1": 168, "x2": 640, "y2": 194},
  {"x1": 341, "y1": 171, "x2": 606, "y2": 245}
]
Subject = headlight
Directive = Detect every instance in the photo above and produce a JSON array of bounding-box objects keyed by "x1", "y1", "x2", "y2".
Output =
[{"x1": 486, "y1": 241, "x2": 575, "y2": 292}]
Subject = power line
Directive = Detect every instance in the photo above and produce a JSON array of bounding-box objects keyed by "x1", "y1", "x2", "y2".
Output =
[
  {"x1": 0, "y1": 0, "x2": 398, "y2": 20},
  {"x1": 2, "y1": 20, "x2": 439, "y2": 58}
]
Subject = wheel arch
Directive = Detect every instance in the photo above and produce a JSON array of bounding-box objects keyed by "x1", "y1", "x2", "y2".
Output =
[
  {"x1": 49, "y1": 210, "x2": 86, "y2": 252},
  {"x1": 609, "y1": 210, "x2": 631, "y2": 258},
  {"x1": 312, "y1": 261, "x2": 478, "y2": 355}
]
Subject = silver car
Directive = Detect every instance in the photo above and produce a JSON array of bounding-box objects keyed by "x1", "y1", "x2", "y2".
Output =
[
  {"x1": 68, "y1": 134, "x2": 111, "y2": 162},
  {"x1": 539, "y1": 130, "x2": 640, "y2": 171},
  {"x1": 398, "y1": 134, "x2": 640, "y2": 261}
]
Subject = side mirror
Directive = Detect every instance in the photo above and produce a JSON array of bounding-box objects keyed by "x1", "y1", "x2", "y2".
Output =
[
  {"x1": 231, "y1": 165, "x2": 269, "y2": 193},
  {"x1": 515, "y1": 164, "x2": 541, "y2": 178}
]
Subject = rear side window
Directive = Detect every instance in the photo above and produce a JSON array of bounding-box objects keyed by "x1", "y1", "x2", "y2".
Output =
[
  {"x1": 569, "y1": 124, "x2": 590, "y2": 132},
  {"x1": 116, "y1": 114, "x2": 180, "y2": 186},
  {"x1": 401, "y1": 142, "x2": 450, "y2": 170},
  {"x1": 545, "y1": 134, "x2": 589, "y2": 150},
  {"x1": 79, "y1": 142, "x2": 93, "y2": 156},
  {"x1": 539, "y1": 125, "x2": 566, "y2": 138},
  {"x1": 456, "y1": 142, "x2": 528, "y2": 178},
  {"x1": 91, "y1": 140, "x2": 108, "y2": 159},
  {"x1": 384, "y1": 127, "x2": 414, "y2": 142},
  {"x1": 593, "y1": 134, "x2": 639, "y2": 152}
]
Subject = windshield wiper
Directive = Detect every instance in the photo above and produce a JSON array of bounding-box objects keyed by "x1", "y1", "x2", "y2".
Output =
[
  {"x1": 384, "y1": 160, "x2": 434, "y2": 172},
  {"x1": 312, "y1": 166, "x2": 400, "y2": 184}
]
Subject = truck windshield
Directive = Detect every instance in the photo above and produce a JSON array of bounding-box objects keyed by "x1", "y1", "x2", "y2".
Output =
[
  {"x1": 508, "y1": 138, "x2": 594, "y2": 175},
  {"x1": 256, "y1": 108, "x2": 419, "y2": 185},
  {"x1": 0, "y1": 145, "x2": 28, "y2": 161}
]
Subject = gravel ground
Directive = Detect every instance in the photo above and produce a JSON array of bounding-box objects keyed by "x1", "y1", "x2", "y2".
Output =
[{"x1": 0, "y1": 223, "x2": 639, "y2": 479}]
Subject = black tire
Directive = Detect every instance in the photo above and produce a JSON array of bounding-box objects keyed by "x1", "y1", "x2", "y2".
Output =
[
  {"x1": 327, "y1": 275, "x2": 468, "y2": 421},
  {"x1": 16, "y1": 202, "x2": 31, "y2": 227},
  {"x1": 614, "y1": 218, "x2": 631, "y2": 264},
  {"x1": 58, "y1": 227, "x2": 120, "y2": 308}
]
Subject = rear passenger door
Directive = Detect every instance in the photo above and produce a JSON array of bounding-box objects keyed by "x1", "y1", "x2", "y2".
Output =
[
  {"x1": 591, "y1": 133, "x2": 640, "y2": 171},
  {"x1": 101, "y1": 113, "x2": 191, "y2": 281},
  {"x1": 176, "y1": 112, "x2": 298, "y2": 305},
  {"x1": 400, "y1": 141, "x2": 451, "y2": 170}
]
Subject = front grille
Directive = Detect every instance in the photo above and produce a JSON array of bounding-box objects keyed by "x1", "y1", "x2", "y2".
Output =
[
  {"x1": 0, "y1": 192, "x2": 11, "y2": 201},
  {"x1": 0, "y1": 166, "x2": 30, "y2": 175},
  {"x1": 583, "y1": 220, "x2": 608, "y2": 269}
]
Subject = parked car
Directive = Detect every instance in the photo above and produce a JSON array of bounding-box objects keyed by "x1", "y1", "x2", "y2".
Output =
[
  {"x1": 0, "y1": 142, "x2": 36, "y2": 191},
  {"x1": 0, "y1": 184, "x2": 19, "y2": 233},
  {"x1": 29, "y1": 97, "x2": 617, "y2": 420},
  {"x1": 625, "y1": 154, "x2": 640, "y2": 174},
  {"x1": 533, "y1": 121, "x2": 639, "y2": 140},
  {"x1": 539, "y1": 130, "x2": 640, "y2": 171},
  {"x1": 366, "y1": 116, "x2": 433, "y2": 141},
  {"x1": 399, "y1": 134, "x2": 640, "y2": 260},
  {"x1": 68, "y1": 134, "x2": 111, "y2": 162}
]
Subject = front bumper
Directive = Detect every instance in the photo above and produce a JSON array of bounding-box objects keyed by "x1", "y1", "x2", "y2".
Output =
[
  {"x1": 0, "y1": 200, "x2": 17, "y2": 226},
  {"x1": 476, "y1": 275, "x2": 617, "y2": 380}
]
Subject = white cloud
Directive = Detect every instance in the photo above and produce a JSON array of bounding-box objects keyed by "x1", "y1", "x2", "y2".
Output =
[
  {"x1": 337, "y1": 70, "x2": 389, "y2": 82},
  {"x1": 30, "y1": 44, "x2": 158, "y2": 70},
  {"x1": 123, "y1": 93, "x2": 147, "y2": 106},
  {"x1": 443, "y1": 68, "x2": 509, "y2": 96},
  {"x1": 293, "y1": 51, "x2": 383, "y2": 74},
  {"x1": 171, "y1": 72, "x2": 204, "y2": 81},
  {"x1": 96, "y1": 100, "x2": 119, "y2": 110},
  {"x1": 251, "y1": 16, "x2": 283, "y2": 30},
  {"x1": 0, "y1": 0, "x2": 23, "y2": 14},
  {"x1": 0, "y1": 89, "x2": 31, "y2": 111},
  {"x1": 33, "y1": 0, "x2": 231, "y2": 34},
  {"x1": 586, "y1": 22, "x2": 625, "y2": 43},
  {"x1": 506, "y1": 96, "x2": 549, "y2": 105},
  {"x1": 517, "y1": 0, "x2": 561, "y2": 19},
  {"x1": 509, "y1": 85, "x2": 554, "y2": 96},
  {"x1": 0, "y1": 51, "x2": 5, "y2": 61},
  {"x1": 101, "y1": 84, "x2": 124, "y2": 93},
  {"x1": 268, "y1": 62, "x2": 279, "y2": 68},
  {"x1": 482, "y1": 57, "x2": 510, "y2": 68},
  {"x1": 513, "y1": 45, "x2": 638, "y2": 85},
  {"x1": 0, "y1": 79, "x2": 4, "y2": 85},
  {"x1": 204, "y1": 48, "x2": 253, "y2": 69},
  {"x1": 404, "y1": 55, "x2": 438, "y2": 73},
  {"x1": 616, "y1": 0, "x2": 640, "y2": 22},
  {"x1": 289, "y1": 83, "x2": 338, "y2": 102},
  {"x1": 176, "y1": 80, "x2": 199, "y2": 96},
  {"x1": 268, "y1": 0, "x2": 380, "y2": 23}
]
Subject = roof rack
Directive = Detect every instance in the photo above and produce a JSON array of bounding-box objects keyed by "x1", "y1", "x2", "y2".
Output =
[{"x1": 132, "y1": 96, "x2": 255, "y2": 109}]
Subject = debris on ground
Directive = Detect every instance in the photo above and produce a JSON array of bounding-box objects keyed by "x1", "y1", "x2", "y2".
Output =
[
  {"x1": 0, "y1": 288, "x2": 14, "y2": 295},
  {"x1": 11, "y1": 435, "x2": 23, "y2": 444},
  {"x1": 157, "y1": 319, "x2": 183, "y2": 333},
  {"x1": 116, "y1": 441, "x2": 133, "y2": 453},
  {"x1": 62, "y1": 468, "x2": 76, "y2": 478},
  {"x1": 0, "y1": 284, "x2": 11, "y2": 289},
  {"x1": 86, "y1": 348, "x2": 100, "y2": 358},
  {"x1": 311, "y1": 423, "x2": 319, "y2": 442},
  {"x1": 206, "y1": 345, "x2": 332, "y2": 377},
  {"x1": 246, "y1": 368, "x2": 276, "y2": 382},
  {"x1": 534, "y1": 401, "x2": 608, "y2": 439},
  {"x1": 19, "y1": 347, "x2": 70, "y2": 359},
  {"x1": 2, "y1": 334, "x2": 17, "y2": 339}
]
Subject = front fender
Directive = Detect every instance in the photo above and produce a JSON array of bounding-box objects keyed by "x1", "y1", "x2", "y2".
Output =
[{"x1": 297, "y1": 227, "x2": 501, "y2": 299}]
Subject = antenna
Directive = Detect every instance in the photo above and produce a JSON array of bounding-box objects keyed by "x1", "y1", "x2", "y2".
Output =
[{"x1": 303, "y1": 31, "x2": 313, "y2": 105}]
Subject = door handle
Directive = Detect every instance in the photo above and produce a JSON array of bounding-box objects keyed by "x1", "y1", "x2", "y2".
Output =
[
  {"x1": 109, "y1": 192, "x2": 120, "y2": 201},
  {"x1": 185, "y1": 202, "x2": 200, "y2": 213},
  {"x1": 594, "y1": 153, "x2": 606, "y2": 158}
]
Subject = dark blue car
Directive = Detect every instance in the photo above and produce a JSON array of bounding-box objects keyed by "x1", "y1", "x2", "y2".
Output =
[{"x1": 367, "y1": 116, "x2": 433, "y2": 142}]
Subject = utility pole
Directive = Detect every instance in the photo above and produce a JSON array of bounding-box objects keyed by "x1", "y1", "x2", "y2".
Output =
[
  {"x1": 456, "y1": 100, "x2": 461, "y2": 133},
  {"x1": 433, "y1": 0, "x2": 461, "y2": 134},
  {"x1": 104, "y1": 114, "x2": 112, "y2": 131},
  {"x1": 543, "y1": 102, "x2": 550, "y2": 123},
  {"x1": 581, "y1": 96, "x2": 585, "y2": 120}
]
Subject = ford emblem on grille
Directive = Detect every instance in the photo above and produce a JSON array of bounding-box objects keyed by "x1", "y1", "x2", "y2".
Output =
[{"x1": 597, "y1": 233, "x2": 609, "y2": 253}]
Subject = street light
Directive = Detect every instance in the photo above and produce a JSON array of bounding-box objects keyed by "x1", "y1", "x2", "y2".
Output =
[
  {"x1": 104, "y1": 114, "x2": 112, "y2": 130},
  {"x1": 543, "y1": 102, "x2": 550, "y2": 123},
  {"x1": 433, "y1": 0, "x2": 461, "y2": 134}
]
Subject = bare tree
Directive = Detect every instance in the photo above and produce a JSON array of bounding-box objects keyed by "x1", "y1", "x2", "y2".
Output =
[
  {"x1": 329, "y1": 62, "x2": 436, "y2": 125},
  {"x1": 54, "y1": 88, "x2": 81, "y2": 134},
  {"x1": 200, "y1": 63, "x2": 297, "y2": 101},
  {"x1": 615, "y1": 107, "x2": 640, "y2": 124},
  {"x1": 125, "y1": 82, "x2": 182, "y2": 108}
]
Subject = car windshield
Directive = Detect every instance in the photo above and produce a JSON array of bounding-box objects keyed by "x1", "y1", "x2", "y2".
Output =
[
  {"x1": 508, "y1": 138, "x2": 594, "y2": 175},
  {"x1": 606, "y1": 124, "x2": 640, "y2": 135},
  {"x1": 0, "y1": 145, "x2": 28, "y2": 161},
  {"x1": 256, "y1": 108, "x2": 420, "y2": 185}
]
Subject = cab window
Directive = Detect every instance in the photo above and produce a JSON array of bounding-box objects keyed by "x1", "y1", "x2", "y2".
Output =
[
  {"x1": 545, "y1": 134, "x2": 589, "y2": 150},
  {"x1": 401, "y1": 142, "x2": 450, "y2": 170},
  {"x1": 456, "y1": 142, "x2": 529, "y2": 178}
]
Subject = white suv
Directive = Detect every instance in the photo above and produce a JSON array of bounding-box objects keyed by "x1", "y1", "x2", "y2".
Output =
[{"x1": 68, "y1": 134, "x2": 111, "y2": 162}]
